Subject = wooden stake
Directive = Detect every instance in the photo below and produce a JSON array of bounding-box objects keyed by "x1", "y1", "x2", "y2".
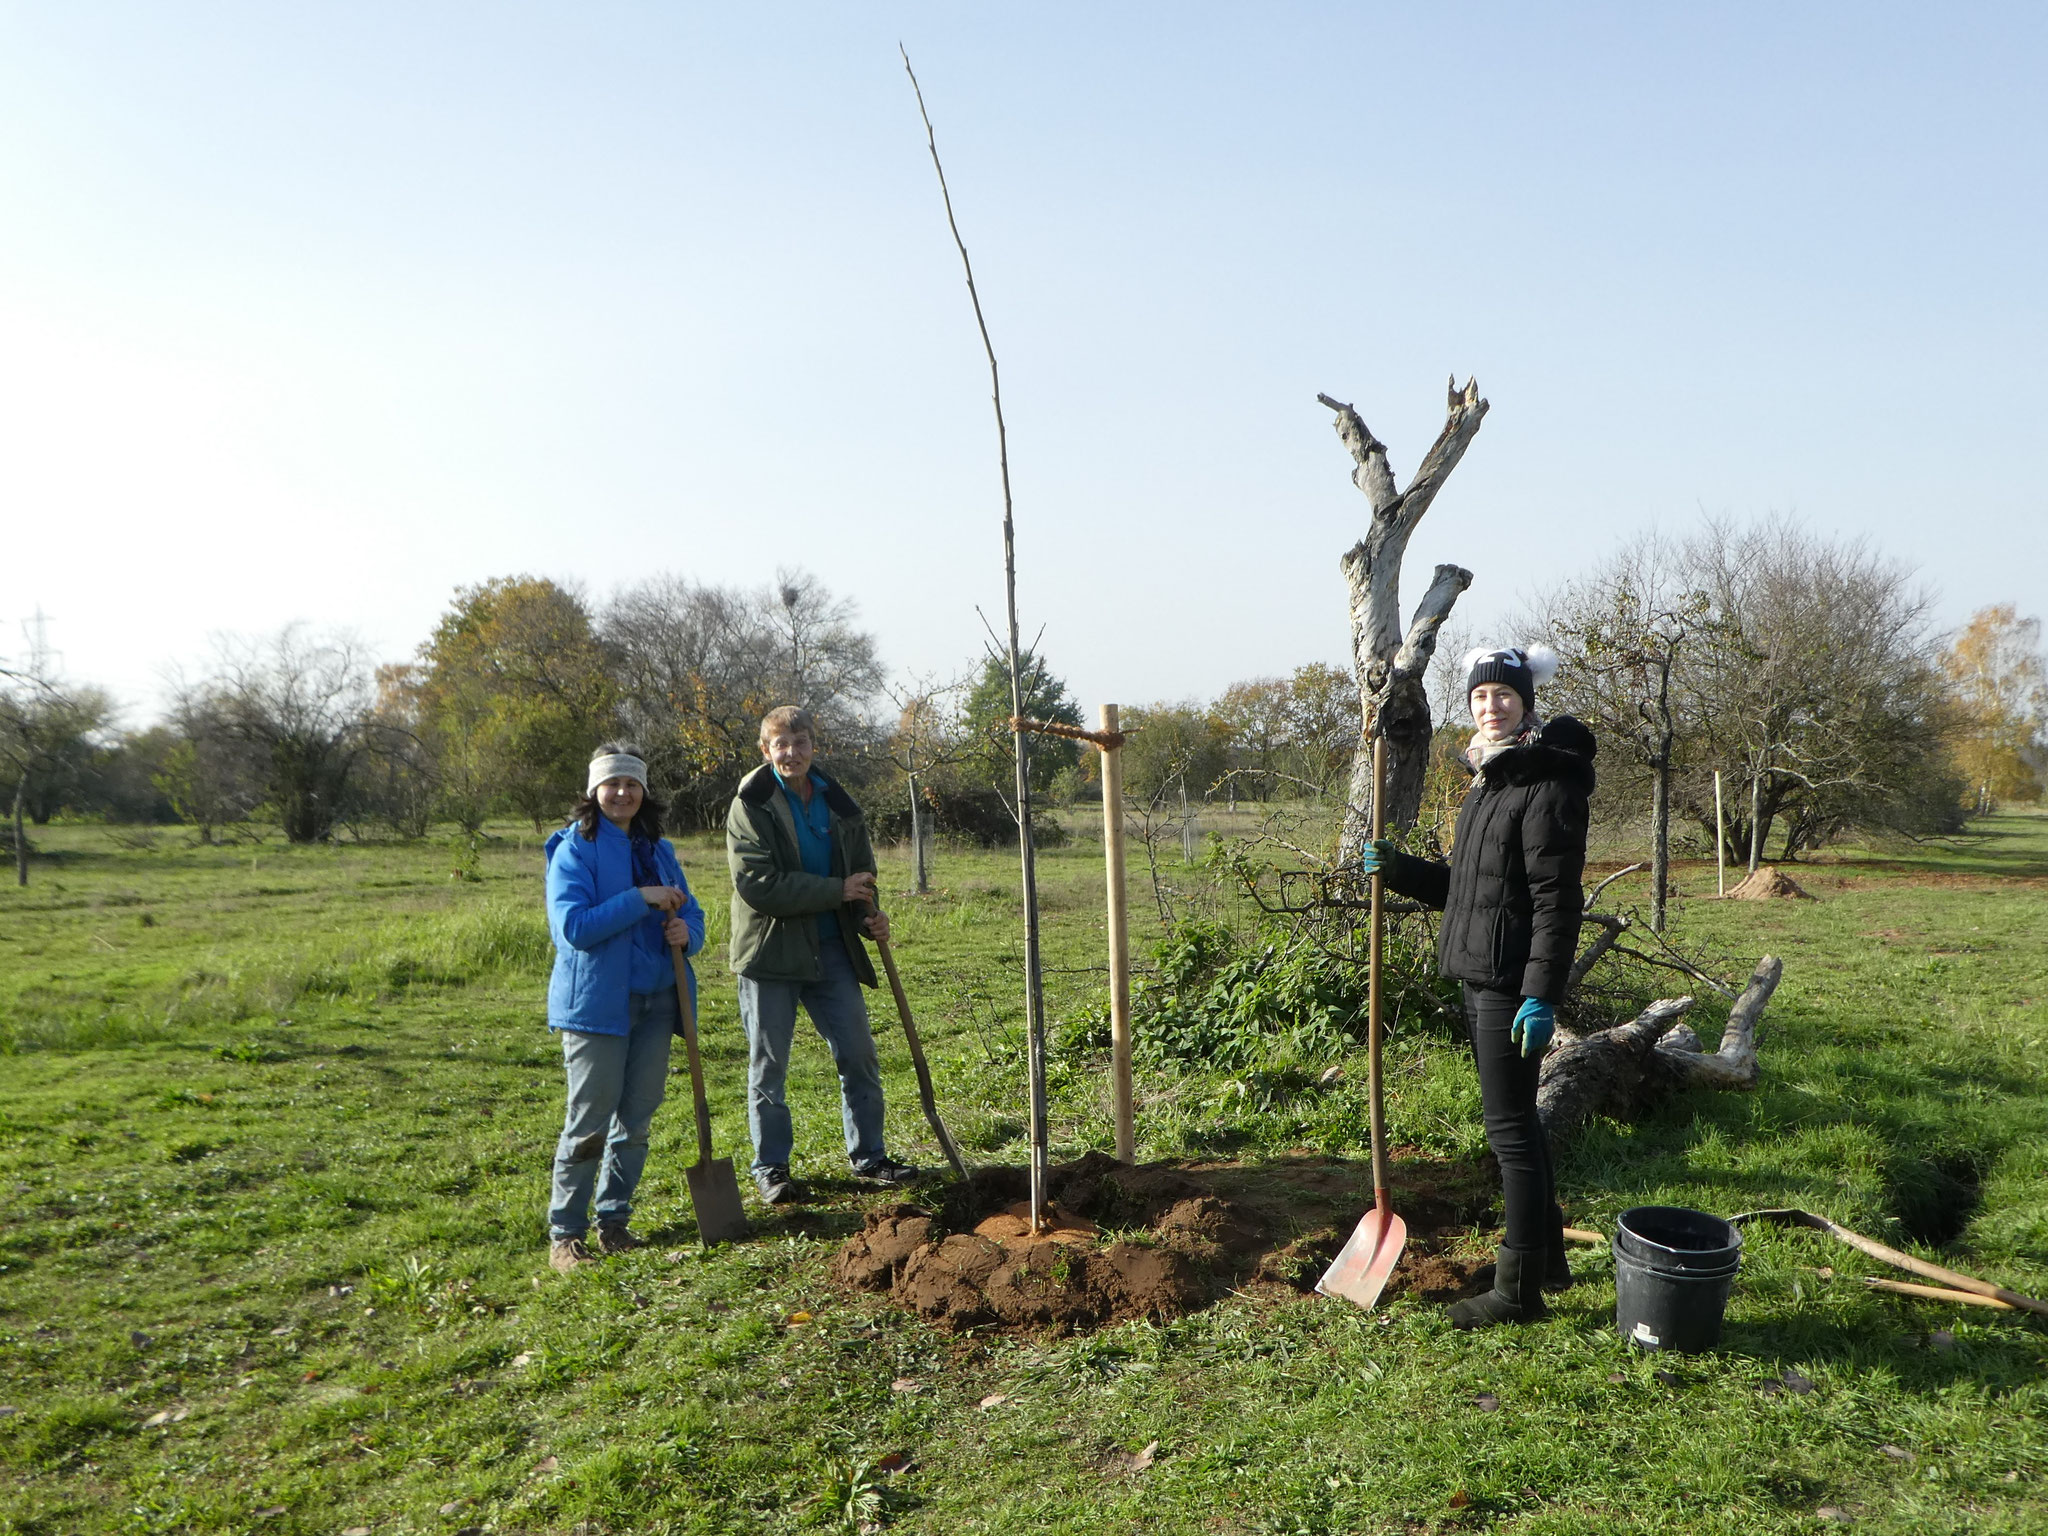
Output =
[
  {"x1": 1714, "y1": 770, "x2": 1726, "y2": 896},
  {"x1": 1100, "y1": 704, "x2": 1133, "y2": 1163}
]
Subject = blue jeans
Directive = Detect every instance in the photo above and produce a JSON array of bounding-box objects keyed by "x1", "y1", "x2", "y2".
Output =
[
  {"x1": 737, "y1": 940, "x2": 887, "y2": 1172},
  {"x1": 548, "y1": 986, "x2": 675, "y2": 1239}
]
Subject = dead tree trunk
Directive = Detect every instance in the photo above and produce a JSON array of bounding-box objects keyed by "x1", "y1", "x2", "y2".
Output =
[
  {"x1": 1321, "y1": 378, "x2": 1488, "y2": 860},
  {"x1": 1537, "y1": 955, "x2": 1782, "y2": 1138}
]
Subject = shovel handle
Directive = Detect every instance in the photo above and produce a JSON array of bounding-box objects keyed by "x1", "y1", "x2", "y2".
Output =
[
  {"x1": 1736, "y1": 1209, "x2": 2048, "y2": 1318},
  {"x1": 1864, "y1": 1277, "x2": 2018, "y2": 1311},
  {"x1": 1367, "y1": 734, "x2": 1390, "y2": 1218},
  {"x1": 864, "y1": 903, "x2": 968, "y2": 1180},
  {"x1": 670, "y1": 944, "x2": 715, "y2": 1165}
]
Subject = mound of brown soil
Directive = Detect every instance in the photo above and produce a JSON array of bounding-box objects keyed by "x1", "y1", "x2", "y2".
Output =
[
  {"x1": 1724, "y1": 864, "x2": 1814, "y2": 900},
  {"x1": 829, "y1": 1150, "x2": 1504, "y2": 1334}
]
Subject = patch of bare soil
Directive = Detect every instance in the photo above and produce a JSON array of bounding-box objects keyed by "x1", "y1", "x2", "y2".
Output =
[
  {"x1": 1722, "y1": 864, "x2": 1814, "y2": 900},
  {"x1": 829, "y1": 1150, "x2": 1502, "y2": 1334}
]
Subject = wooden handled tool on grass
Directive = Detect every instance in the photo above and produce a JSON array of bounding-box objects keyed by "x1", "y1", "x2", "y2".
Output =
[
  {"x1": 1317, "y1": 734, "x2": 1408, "y2": 1310},
  {"x1": 1733, "y1": 1208, "x2": 2048, "y2": 1318},
  {"x1": 670, "y1": 942, "x2": 749, "y2": 1245},
  {"x1": 864, "y1": 902, "x2": 968, "y2": 1181}
]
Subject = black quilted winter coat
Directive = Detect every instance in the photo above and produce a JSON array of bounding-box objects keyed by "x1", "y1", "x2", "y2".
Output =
[{"x1": 1381, "y1": 716, "x2": 1596, "y2": 1002}]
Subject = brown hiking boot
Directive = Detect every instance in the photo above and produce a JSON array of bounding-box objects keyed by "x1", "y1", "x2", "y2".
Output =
[
  {"x1": 595, "y1": 1223, "x2": 646, "y2": 1255},
  {"x1": 549, "y1": 1237, "x2": 598, "y2": 1273}
]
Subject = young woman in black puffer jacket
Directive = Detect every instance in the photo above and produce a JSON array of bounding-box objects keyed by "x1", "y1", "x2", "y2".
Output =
[{"x1": 1364, "y1": 644, "x2": 1596, "y2": 1329}]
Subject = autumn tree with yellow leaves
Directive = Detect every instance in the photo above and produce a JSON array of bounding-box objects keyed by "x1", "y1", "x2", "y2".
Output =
[{"x1": 1942, "y1": 605, "x2": 2047, "y2": 809}]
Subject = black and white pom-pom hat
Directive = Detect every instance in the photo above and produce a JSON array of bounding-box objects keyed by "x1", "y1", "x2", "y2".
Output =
[{"x1": 1461, "y1": 644, "x2": 1559, "y2": 714}]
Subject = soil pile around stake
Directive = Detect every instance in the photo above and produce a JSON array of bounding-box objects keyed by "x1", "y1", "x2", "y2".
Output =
[
  {"x1": 1724, "y1": 864, "x2": 1815, "y2": 900},
  {"x1": 828, "y1": 1150, "x2": 1503, "y2": 1334}
]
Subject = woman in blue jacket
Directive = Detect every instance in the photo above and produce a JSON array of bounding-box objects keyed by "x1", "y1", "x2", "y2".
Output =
[{"x1": 542, "y1": 743, "x2": 706, "y2": 1271}]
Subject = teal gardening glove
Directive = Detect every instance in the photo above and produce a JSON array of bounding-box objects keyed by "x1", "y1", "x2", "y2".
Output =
[
  {"x1": 1358, "y1": 839, "x2": 1396, "y2": 877},
  {"x1": 1511, "y1": 997, "x2": 1555, "y2": 1058}
]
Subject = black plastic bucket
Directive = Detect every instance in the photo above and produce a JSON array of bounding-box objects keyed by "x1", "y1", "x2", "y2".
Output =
[
  {"x1": 1616, "y1": 1205, "x2": 1744, "y2": 1273},
  {"x1": 1614, "y1": 1206, "x2": 1741, "y2": 1353}
]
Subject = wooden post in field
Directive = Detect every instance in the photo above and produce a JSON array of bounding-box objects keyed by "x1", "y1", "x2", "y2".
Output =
[
  {"x1": 1100, "y1": 704, "x2": 1134, "y2": 1163},
  {"x1": 1714, "y1": 770, "x2": 1726, "y2": 896}
]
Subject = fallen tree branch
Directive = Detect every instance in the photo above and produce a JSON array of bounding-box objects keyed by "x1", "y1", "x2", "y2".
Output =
[
  {"x1": 1611, "y1": 943, "x2": 1738, "y2": 1000},
  {"x1": 1586, "y1": 863, "x2": 1647, "y2": 909},
  {"x1": 1537, "y1": 956, "x2": 1781, "y2": 1138},
  {"x1": 1568, "y1": 911, "x2": 1631, "y2": 992},
  {"x1": 1655, "y1": 954, "x2": 1780, "y2": 1088}
]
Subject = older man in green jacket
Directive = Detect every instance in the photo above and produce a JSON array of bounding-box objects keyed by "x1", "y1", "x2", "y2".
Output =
[{"x1": 726, "y1": 705, "x2": 920, "y2": 1204}]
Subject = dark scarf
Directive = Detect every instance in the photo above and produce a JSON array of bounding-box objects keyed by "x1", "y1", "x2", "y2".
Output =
[{"x1": 629, "y1": 832, "x2": 660, "y2": 890}]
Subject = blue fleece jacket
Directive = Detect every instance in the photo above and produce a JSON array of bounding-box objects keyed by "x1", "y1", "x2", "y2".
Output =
[{"x1": 543, "y1": 817, "x2": 706, "y2": 1036}]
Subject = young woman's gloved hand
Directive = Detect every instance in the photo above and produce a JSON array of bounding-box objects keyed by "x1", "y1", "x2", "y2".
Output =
[
  {"x1": 1358, "y1": 839, "x2": 1396, "y2": 876},
  {"x1": 1511, "y1": 998, "x2": 1555, "y2": 1057}
]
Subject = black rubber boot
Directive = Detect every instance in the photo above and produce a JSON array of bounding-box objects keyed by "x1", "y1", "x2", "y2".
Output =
[
  {"x1": 1544, "y1": 1204, "x2": 1574, "y2": 1291},
  {"x1": 1448, "y1": 1246, "x2": 1550, "y2": 1330}
]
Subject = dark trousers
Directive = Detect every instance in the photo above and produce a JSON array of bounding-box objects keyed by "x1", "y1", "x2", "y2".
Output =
[{"x1": 1462, "y1": 983, "x2": 1559, "y2": 1252}]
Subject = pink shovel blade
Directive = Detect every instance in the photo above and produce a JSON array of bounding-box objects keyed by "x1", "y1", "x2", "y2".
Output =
[{"x1": 1316, "y1": 1207, "x2": 1408, "y2": 1311}]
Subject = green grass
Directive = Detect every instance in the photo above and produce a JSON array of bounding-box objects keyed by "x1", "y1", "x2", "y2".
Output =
[{"x1": 1, "y1": 811, "x2": 2045, "y2": 1533}]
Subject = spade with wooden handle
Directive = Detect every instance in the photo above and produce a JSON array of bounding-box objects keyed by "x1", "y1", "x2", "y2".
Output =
[
  {"x1": 670, "y1": 943, "x2": 749, "y2": 1245},
  {"x1": 1732, "y1": 1208, "x2": 2048, "y2": 1318},
  {"x1": 864, "y1": 903, "x2": 968, "y2": 1180},
  {"x1": 1317, "y1": 733, "x2": 1408, "y2": 1310}
]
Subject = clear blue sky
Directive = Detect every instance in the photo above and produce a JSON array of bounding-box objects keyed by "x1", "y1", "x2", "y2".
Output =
[{"x1": 4, "y1": 3, "x2": 2043, "y2": 724}]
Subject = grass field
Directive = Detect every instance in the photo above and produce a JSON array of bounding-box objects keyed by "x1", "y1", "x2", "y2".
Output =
[{"x1": 2, "y1": 809, "x2": 2045, "y2": 1534}]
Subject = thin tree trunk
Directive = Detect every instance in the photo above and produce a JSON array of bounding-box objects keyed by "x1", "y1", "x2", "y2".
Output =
[
  {"x1": 1713, "y1": 770, "x2": 1726, "y2": 895},
  {"x1": 1650, "y1": 751, "x2": 1670, "y2": 933},
  {"x1": 12, "y1": 776, "x2": 26, "y2": 887},
  {"x1": 1748, "y1": 774, "x2": 1762, "y2": 875},
  {"x1": 908, "y1": 771, "x2": 928, "y2": 895},
  {"x1": 905, "y1": 49, "x2": 1049, "y2": 1229}
]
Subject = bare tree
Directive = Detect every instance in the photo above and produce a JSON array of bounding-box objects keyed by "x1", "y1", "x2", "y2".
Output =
[
  {"x1": 764, "y1": 567, "x2": 885, "y2": 723},
  {"x1": 1534, "y1": 535, "x2": 1704, "y2": 932},
  {"x1": 1319, "y1": 379, "x2": 1488, "y2": 858},
  {"x1": 604, "y1": 575, "x2": 779, "y2": 824},
  {"x1": 879, "y1": 674, "x2": 974, "y2": 894},
  {"x1": 180, "y1": 626, "x2": 378, "y2": 843},
  {"x1": 156, "y1": 693, "x2": 267, "y2": 844},
  {"x1": 603, "y1": 571, "x2": 885, "y2": 826},
  {"x1": 1, "y1": 616, "x2": 116, "y2": 884},
  {"x1": 1424, "y1": 619, "x2": 1475, "y2": 733},
  {"x1": 1677, "y1": 521, "x2": 1959, "y2": 862}
]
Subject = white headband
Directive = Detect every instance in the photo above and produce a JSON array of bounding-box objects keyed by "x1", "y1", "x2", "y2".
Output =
[{"x1": 587, "y1": 754, "x2": 649, "y2": 794}]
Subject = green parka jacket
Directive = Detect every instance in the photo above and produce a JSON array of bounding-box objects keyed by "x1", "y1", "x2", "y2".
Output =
[{"x1": 724, "y1": 762, "x2": 880, "y2": 987}]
